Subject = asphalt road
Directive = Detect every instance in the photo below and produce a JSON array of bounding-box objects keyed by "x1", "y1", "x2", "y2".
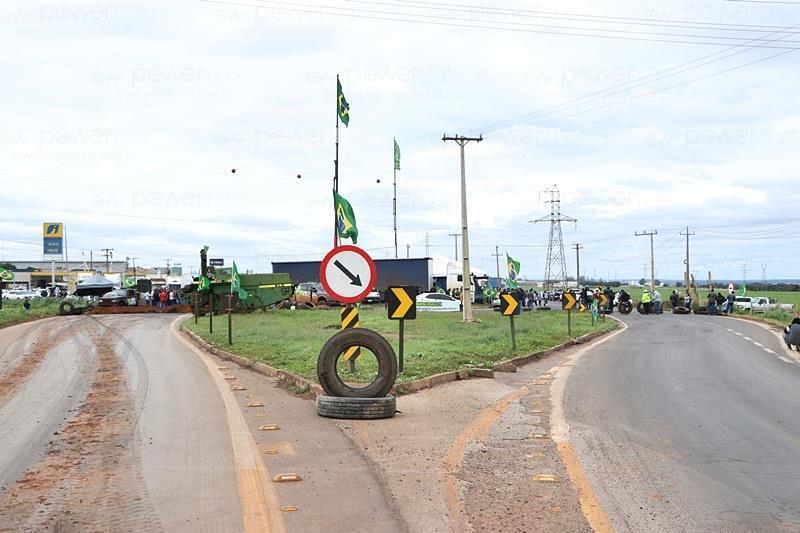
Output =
[
  {"x1": 564, "y1": 312, "x2": 800, "y2": 532},
  {"x1": 0, "y1": 314, "x2": 403, "y2": 532}
]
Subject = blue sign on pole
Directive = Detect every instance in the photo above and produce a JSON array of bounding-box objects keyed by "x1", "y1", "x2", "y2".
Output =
[{"x1": 43, "y1": 237, "x2": 63, "y2": 256}]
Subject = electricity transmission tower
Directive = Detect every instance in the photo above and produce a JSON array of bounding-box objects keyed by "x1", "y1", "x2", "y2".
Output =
[{"x1": 531, "y1": 186, "x2": 576, "y2": 289}]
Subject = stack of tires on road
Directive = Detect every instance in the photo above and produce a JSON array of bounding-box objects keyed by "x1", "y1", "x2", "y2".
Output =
[{"x1": 316, "y1": 328, "x2": 398, "y2": 420}]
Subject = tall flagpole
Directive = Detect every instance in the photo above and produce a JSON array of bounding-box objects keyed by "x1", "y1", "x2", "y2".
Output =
[
  {"x1": 393, "y1": 137, "x2": 398, "y2": 259},
  {"x1": 334, "y1": 74, "x2": 340, "y2": 248}
]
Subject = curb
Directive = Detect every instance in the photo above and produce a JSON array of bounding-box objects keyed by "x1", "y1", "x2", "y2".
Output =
[
  {"x1": 180, "y1": 317, "x2": 619, "y2": 398},
  {"x1": 179, "y1": 320, "x2": 324, "y2": 397}
]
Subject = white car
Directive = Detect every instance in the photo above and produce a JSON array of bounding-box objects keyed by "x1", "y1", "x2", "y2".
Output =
[
  {"x1": 3, "y1": 289, "x2": 39, "y2": 300},
  {"x1": 416, "y1": 292, "x2": 461, "y2": 312}
]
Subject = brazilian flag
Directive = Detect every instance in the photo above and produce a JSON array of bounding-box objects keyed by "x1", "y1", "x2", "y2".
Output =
[
  {"x1": 231, "y1": 261, "x2": 249, "y2": 301},
  {"x1": 198, "y1": 275, "x2": 211, "y2": 292},
  {"x1": 507, "y1": 254, "x2": 520, "y2": 280},
  {"x1": 337, "y1": 78, "x2": 350, "y2": 127},
  {"x1": 334, "y1": 189, "x2": 358, "y2": 244}
]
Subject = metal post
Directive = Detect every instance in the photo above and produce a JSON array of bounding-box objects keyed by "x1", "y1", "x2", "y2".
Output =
[
  {"x1": 209, "y1": 290, "x2": 213, "y2": 334},
  {"x1": 449, "y1": 233, "x2": 459, "y2": 261},
  {"x1": 393, "y1": 138, "x2": 398, "y2": 259},
  {"x1": 510, "y1": 315, "x2": 516, "y2": 350},
  {"x1": 567, "y1": 309, "x2": 572, "y2": 339},
  {"x1": 226, "y1": 294, "x2": 233, "y2": 345},
  {"x1": 398, "y1": 319, "x2": 404, "y2": 373},
  {"x1": 194, "y1": 292, "x2": 199, "y2": 324},
  {"x1": 492, "y1": 246, "x2": 501, "y2": 284},
  {"x1": 573, "y1": 243, "x2": 583, "y2": 286},
  {"x1": 334, "y1": 74, "x2": 340, "y2": 248}
]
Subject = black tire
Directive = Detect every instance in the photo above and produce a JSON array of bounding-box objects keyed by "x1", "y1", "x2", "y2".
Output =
[
  {"x1": 317, "y1": 328, "x2": 397, "y2": 398},
  {"x1": 316, "y1": 395, "x2": 396, "y2": 419},
  {"x1": 636, "y1": 302, "x2": 646, "y2": 314},
  {"x1": 58, "y1": 301, "x2": 74, "y2": 315},
  {"x1": 618, "y1": 301, "x2": 633, "y2": 315},
  {"x1": 673, "y1": 306, "x2": 691, "y2": 315}
]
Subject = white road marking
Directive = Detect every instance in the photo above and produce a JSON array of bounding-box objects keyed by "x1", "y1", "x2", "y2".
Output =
[
  {"x1": 725, "y1": 328, "x2": 734, "y2": 332},
  {"x1": 734, "y1": 332, "x2": 742, "y2": 336},
  {"x1": 753, "y1": 342, "x2": 764, "y2": 348},
  {"x1": 743, "y1": 337, "x2": 752, "y2": 341},
  {"x1": 778, "y1": 356, "x2": 795, "y2": 364},
  {"x1": 764, "y1": 348, "x2": 776, "y2": 354}
]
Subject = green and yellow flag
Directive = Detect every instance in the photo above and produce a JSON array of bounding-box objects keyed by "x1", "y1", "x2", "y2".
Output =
[
  {"x1": 337, "y1": 77, "x2": 350, "y2": 127},
  {"x1": 231, "y1": 261, "x2": 248, "y2": 301},
  {"x1": 393, "y1": 138, "x2": 401, "y2": 170},
  {"x1": 334, "y1": 189, "x2": 358, "y2": 244},
  {"x1": 198, "y1": 275, "x2": 210, "y2": 292},
  {"x1": 506, "y1": 254, "x2": 520, "y2": 288},
  {"x1": 0, "y1": 266, "x2": 14, "y2": 282}
]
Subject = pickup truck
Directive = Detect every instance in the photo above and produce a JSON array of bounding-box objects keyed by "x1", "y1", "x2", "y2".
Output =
[{"x1": 737, "y1": 296, "x2": 795, "y2": 313}]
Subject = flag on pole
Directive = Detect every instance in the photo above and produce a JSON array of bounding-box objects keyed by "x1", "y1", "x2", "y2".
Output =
[
  {"x1": 738, "y1": 283, "x2": 747, "y2": 296},
  {"x1": 198, "y1": 275, "x2": 211, "y2": 292},
  {"x1": 337, "y1": 77, "x2": 350, "y2": 127},
  {"x1": 231, "y1": 261, "x2": 249, "y2": 301},
  {"x1": 393, "y1": 138, "x2": 401, "y2": 170},
  {"x1": 334, "y1": 190, "x2": 358, "y2": 244},
  {"x1": 506, "y1": 254, "x2": 520, "y2": 288}
]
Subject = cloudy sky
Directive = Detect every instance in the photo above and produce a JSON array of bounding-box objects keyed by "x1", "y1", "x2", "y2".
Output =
[{"x1": 1, "y1": 0, "x2": 798, "y2": 281}]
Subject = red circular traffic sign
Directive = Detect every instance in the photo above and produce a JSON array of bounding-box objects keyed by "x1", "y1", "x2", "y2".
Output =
[{"x1": 320, "y1": 245, "x2": 377, "y2": 304}]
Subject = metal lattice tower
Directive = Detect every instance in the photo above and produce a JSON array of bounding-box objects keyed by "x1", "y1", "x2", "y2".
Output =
[{"x1": 530, "y1": 186, "x2": 576, "y2": 289}]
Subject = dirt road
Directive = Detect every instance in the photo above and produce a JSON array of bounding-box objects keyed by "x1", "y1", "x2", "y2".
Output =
[{"x1": 0, "y1": 315, "x2": 403, "y2": 532}]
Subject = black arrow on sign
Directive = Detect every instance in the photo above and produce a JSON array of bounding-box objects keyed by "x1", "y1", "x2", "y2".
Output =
[{"x1": 334, "y1": 260, "x2": 362, "y2": 286}]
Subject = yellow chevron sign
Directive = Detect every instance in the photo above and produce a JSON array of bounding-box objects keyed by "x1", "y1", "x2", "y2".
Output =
[
  {"x1": 562, "y1": 291, "x2": 577, "y2": 310},
  {"x1": 387, "y1": 286, "x2": 417, "y2": 320},
  {"x1": 501, "y1": 293, "x2": 520, "y2": 316}
]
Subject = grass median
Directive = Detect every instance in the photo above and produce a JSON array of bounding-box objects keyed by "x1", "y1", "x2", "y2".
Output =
[
  {"x1": 184, "y1": 307, "x2": 617, "y2": 384},
  {"x1": 0, "y1": 299, "x2": 62, "y2": 329}
]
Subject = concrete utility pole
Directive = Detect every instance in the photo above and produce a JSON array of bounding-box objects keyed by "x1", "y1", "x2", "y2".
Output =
[
  {"x1": 680, "y1": 227, "x2": 695, "y2": 288},
  {"x1": 442, "y1": 133, "x2": 482, "y2": 322},
  {"x1": 130, "y1": 257, "x2": 139, "y2": 282},
  {"x1": 406, "y1": 244, "x2": 410, "y2": 258},
  {"x1": 165, "y1": 259, "x2": 172, "y2": 276},
  {"x1": 635, "y1": 231, "x2": 658, "y2": 288},
  {"x1": 492, "y1": 246, "x2": 502, "y2": 284},
  {"x1": 572, "y1": 243, "x2": 583, "y2": 286},
  {"x1": 425, "y1": 233, "x2": 430, "y2": 257},
  {"x1": 101, "y1": 248, "x2": 114, "y2": 274},
  {"x1": 448, "y1": 233, "x2": 461, "y2": 261}
]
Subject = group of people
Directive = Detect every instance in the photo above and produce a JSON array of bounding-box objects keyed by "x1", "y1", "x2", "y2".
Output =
[
  {"x1": 706, "y1": 291, "x2": 736, "y2": 315},
  {"x1": 143, "y1": 287, "x2": 179, "y2": 307}
]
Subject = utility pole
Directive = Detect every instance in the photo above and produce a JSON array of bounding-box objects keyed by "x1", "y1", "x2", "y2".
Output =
[
  {"x1": 572, "y1": 243, "x2": 583, "y2": 286},
  {"x1": 130, "y1": 257, "x2": 139, "y2": 282},
  {"x1": 492, "y1": 246, "x2": 502, "y2": 284},
  {"x1": 406, "y1": 244, "x2": 410, "y2": 258},
  {"x1": 680, "y1": 227, "x2": 695, "y2": 288},
  {"x1": 165, "y1": 259, "x2": 172, "y2": 276},
  {"x1": 425, "y1": 233, "x2": 430, "y2": 257},
  {"x1": 448, "y1": 233, "x2": 461, "y2": 261},
  {"x1": 761, "y1": 262, "x2": 767, "y2": 282},
  {"x1": 393, "y1": 137, "x2": 400, "y2": 259},
  {"x1": 742, "y1": 263, "x2": 747, "y2": 285},
  {"x1": 101, "y1": 248, "x2": 113, "y2": 274},
  {"x1": 442, "y1": 133, "x2": 483, "y2": 322},
  {"x1": 634, "y1": 231, "x2": 658, "y2": 288}
]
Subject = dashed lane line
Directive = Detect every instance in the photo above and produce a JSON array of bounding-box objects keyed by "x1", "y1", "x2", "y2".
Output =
[
  {"x1": 764, "y1": 348, "x2": 777, "y2": 355},
  {"x1": 778, "y1": 356, "x2": 795, "y2": 364}
]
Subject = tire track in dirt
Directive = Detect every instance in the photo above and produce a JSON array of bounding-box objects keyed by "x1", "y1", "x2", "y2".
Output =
[
  {"x1": 0, "y1": 317, "x2": 162, "y2": 532},
  {"x1": 0, "y1": 320, "x2": 71, "y2": 406}
]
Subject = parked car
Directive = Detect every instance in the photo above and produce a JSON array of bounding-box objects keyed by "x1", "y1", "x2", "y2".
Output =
[
  {"x1": 293, "y1": 282, "x2": 340, "y2": 307},
  {"x1": 3, "y1": 289, "x2": 39, "y2": 300},
  {"x1": 750, "y1": 296, "x2": 795, "y2": 313},
  {"x1": 416, "y1": 292, "x2": 461, "y2": 312},
  {"x1": 99, "y1": 289, "x2": 135, "y2": 306},
  {"x1": 364, "y1": 288, "x2": 381, "y2": 304},
  {"x1": 733, "y1": 296, "x2": 754, "y2": 311}
]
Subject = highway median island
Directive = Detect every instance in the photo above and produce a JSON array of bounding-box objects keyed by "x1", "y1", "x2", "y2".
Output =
[{"x1": 182, "y1": 307, "x2": 618, "y2": 391}]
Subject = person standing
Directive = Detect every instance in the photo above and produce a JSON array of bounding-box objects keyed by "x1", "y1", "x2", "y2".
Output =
[
  {"x1": 725, "y1": 291, "x2": 735, "y2": 314},
  {"x1": 652, "y1": 289, "x2": 663, "y2": 314},
  {"x1": 641, "y1": 289, "x2": 652, "y2": 314},
  {"x1": 707, "y1": 292, "x2": 717, "y2": 315},
  {"x1": 159, "y1": 289, "x2": 167, "y2": 308},
  {"x1": 23, "y1": 298, "x2": 31, "y2": 313}
]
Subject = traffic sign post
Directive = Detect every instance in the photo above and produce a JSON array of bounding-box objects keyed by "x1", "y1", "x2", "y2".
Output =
[
  {"x1": 500, "y1": 292, "x2": 521, "y2": 350},
  {"x1": 226, "y1": 294, "x2": 234, "y2": 345},
  {"x1": 341, "y1": 305, "x2": 361, "y2": 373},
  {"x1": 562, "y1": 291, "x2": 578, "y2": 339},
  {"x1": 387, "y1": 286, "x2": 418, "y2": 373},
  {"x1": 320, "y1": 245, "x2": 377, "y2": 304},
  {"x1": 193, "y1": 292, "x2": 199, "y2": 324}
]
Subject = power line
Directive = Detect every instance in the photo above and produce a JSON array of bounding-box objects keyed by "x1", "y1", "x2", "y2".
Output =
[
  {"x1": 201, "y1": 0, "x2": 800, "y2": 49},
  {"x1": 473, "y1": 22, "x2": 800, "y2": 132}
]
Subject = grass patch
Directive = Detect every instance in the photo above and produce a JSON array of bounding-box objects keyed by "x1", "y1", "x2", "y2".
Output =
[
  {"x1": 185, "y1": 307, "x2": 617, "y2": 384},
  {"x1": 0, "y1": 298, "x2": 63, "y2": 329}
]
